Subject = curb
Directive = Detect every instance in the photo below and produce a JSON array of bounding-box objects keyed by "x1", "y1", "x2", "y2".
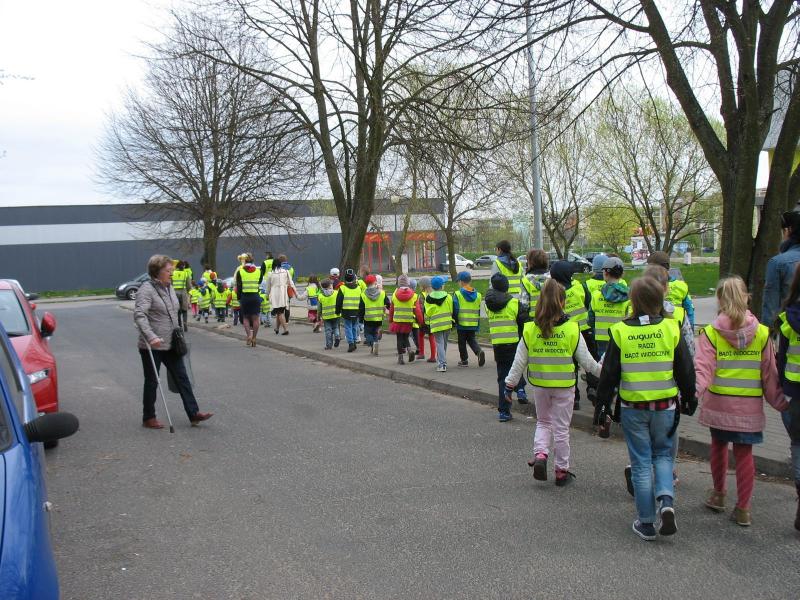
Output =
[
  {"x1": 120, "y1": 306, "x2": 792, "y2": 479},
  {"x1": 37, "y1": 295, "x2": 118, "y2": 304}
]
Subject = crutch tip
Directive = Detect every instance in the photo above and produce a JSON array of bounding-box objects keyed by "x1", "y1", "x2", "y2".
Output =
[{"x1": 169, "y1": 426, "x2": 175, "y2": 433}]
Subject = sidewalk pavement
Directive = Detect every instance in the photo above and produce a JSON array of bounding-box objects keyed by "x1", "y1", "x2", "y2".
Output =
[{"x1": 176, "y1": 303, "x2": 794, "y2": 479}]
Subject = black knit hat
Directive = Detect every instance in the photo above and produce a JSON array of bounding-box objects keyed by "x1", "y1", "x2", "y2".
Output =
[{"x1": 490, "y1": 272, "x2": 509, "y2": 292}]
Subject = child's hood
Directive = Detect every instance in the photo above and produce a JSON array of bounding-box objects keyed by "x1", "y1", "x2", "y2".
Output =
[
  {"x1": 484, "y1": 288, "x2": 511, "y2": 312},
  {"x1": 458, "y1": 287, "x2": 479, "y2": 302},
  {"x1": 601, "y1": 282, "x2": 629, "y2": 303},
  {"x1": 710, "y1": 310, "x2": 760, "y2": 350},
  {"x1": 394, "y1": 286, "x2": 415, "y2": 302},
  {"x1": 365, "y1": 286, "x2": 382, "y2": 301},
  {"x1": 425, "y1": 290, "x2": 448, "y2": 305}
]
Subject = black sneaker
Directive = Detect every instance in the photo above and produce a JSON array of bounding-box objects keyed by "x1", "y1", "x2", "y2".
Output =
[
  {"x1": 334, "y1": 338, "x2": 340, "y2": 348},
  {"x1": 478, "y1": 350, "x2": 486, "y2": 367},
  {"x1": 408, "y1": 351, "x2": 415, "y2": 363},
  {"x1": 529, "y1": 453, "x2": 547, "y2": 481},
  {"x1": 659, "y1": 506, "x2": 677, "y2": 536},
  {"x1": 457, "y1": 360, "x2": 469, "y2": 367},
  {"x1": 397, "y1": 354, "x2": 405, "y2": 365},
  {"x1": 555, "y1": 470, "x2": 575, "y2": 487},
  {"x1": 347, "y1": 343, "x2": 356, "y2": 352},
  {"x1": 624, "y1": 465, "x2": 634, "y2": 497},
  {"x1": 632, "y1": 520, "x2": 656, "y2": 541}
]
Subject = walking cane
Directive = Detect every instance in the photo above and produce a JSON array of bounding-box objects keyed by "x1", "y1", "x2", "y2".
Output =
[{"x1": 136, "y1": 322, "x2": 176, "y2": 434}]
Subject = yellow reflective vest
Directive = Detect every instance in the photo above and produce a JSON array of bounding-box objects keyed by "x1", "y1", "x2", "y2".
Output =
[
  {"x1": 666, "y1": 279, "x2": 689, "y2": 307},
  {"x1": 239, "y1": 268, "x2": 261, "y2": 294},
  {"x1": 391, "y1": 291, "x2": 418, "y2": 324},
  {"x1": 454, "y1": 289, "x2": 482, "y2": 328},
  {"x1": 704, "y1": 324, "x2": 769, "y2": 397},
  {"x1": 564, "y1": 280, "x2": 589, "y2": 331},
  {"x1": 610, "y1": 319, "x2": 680, "y2": 402},
  {"x1": 361, "y1": 291, "x2": 386, "y2": 323},
  {"x1": 172, "y1": 268, "x2": 189, "y2": 290},
  {"x1": 495, "y1": 258, "x2": 523, "y2": 297},
  {"x1": 523, "y1": 320, "x2": 580, "y2": 388},
  {"x1": 318, "y1": 290, "x2": 340, "y2": 320},
  {"x1": 486, "y1": 298, "x2": 520, "y2": 345},
  {"x1": 590, "y1": 290, "x2": 630, "y2": 342},
  {"x1": 197, "y1": 288, "x2": 212, "y2": 310},
  {"x1": 425, "y1": 294, "x2": 454, "y2": 333}
]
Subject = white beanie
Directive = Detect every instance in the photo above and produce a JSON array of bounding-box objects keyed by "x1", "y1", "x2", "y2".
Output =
[{"x1": 330, "y1": 267, "x2": 340, "y2": 276}]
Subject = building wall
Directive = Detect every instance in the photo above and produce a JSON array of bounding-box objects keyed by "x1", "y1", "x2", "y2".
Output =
[{"x1": 1, "y1": 203, "x2": 445, "y2": 292}]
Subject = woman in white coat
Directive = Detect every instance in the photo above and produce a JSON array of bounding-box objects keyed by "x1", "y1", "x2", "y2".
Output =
[{"x1": 265, "y1": 253, "x2": 297, "y2": 335}]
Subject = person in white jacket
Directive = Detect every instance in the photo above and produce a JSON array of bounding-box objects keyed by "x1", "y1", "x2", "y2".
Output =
[
  {"x1": 505, "y1": 278, "x2": 601, "y2": 487},
  {"x1": 264, "y1": 253, "x2": 298, "y2": 335}
]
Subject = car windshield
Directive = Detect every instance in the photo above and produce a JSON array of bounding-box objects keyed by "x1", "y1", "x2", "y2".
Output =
[{"x1": 0, "y1": 290, "x2": 30, "y2": 337}]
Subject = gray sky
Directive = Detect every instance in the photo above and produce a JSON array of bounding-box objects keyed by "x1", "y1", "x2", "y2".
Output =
[
  {"x1": 0, "y1": 0, "x2": 174, "y2": 207},
  {"x1": 0, "y1": 0, "x2": 769, "y2": 209}
]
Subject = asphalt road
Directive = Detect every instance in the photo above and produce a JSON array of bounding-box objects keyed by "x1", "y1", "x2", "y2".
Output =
[{"x1": 42, "y1": 302, "x2": 799, "y2": 599}]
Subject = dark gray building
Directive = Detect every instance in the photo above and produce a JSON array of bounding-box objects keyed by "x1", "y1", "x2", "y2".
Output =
[{"x1": 0, "y1": 201, "x2": 445, "y2": 292}]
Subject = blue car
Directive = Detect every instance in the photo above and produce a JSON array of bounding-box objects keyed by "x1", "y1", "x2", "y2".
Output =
[{"x1": 0, "y1": 323, "x2": 78, "y2": 599}]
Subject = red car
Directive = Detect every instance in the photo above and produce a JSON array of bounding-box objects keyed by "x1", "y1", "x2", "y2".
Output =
[{"x1": 0, "y1": 280, "x2": 58, "y2": 417}]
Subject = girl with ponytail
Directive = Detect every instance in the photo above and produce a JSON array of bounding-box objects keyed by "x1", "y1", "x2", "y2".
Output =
[{"x1": 504, "y1": 279, "x2": 601, "y2": 486}]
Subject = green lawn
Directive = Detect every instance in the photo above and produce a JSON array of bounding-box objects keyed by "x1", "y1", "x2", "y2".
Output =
[{"x1": 37, "y1": 288, "x2": 116, "y2": 298}]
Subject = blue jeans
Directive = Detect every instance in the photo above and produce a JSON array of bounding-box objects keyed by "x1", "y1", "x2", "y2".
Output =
[
  {"x1": 343, "y1": 317, "x2": 359, "y2": 344},
  {"x1": 323, "y1": 318, "x2": 339, "y2": 348},
  {"x1": 621, "y1": 407, "x2": 675, "y2": 523}
]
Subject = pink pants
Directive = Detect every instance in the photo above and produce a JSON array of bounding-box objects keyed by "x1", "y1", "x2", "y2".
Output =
[{"x1": 533, "y1": 386, "x2": 576, "y2": 471}]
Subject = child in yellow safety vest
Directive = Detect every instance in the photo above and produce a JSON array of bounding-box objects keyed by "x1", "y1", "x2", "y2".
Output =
[
  {"x1": 358, "y1": 274, "x2": 389, "y2": 355},
  {"x1": 213, "y1": 282, "x2": 229, "y2": 322},
  {"x1": 453, "y1": 271, "x2": 485, "y2": 368},
  {"x1": 196, "y1": 279, "x2": 213, "y2": 323},
  {"x1": 188, "y1": 284, "x2": 200, "y2": 318},
  {"x1": 389, "y1": 274, "x2": 422, "y2": 364},
  {"x1": 306, "y1": 275, "x2": 321, "y2": 332},
  {"x1": 230, "y1": 288, "x2": 241, "y2": 326},
  {"x1": 415, "y1": 276, "x2": 436, "y2": 362},
  {"x1": 596, "y1": 277, "x2": 696, "y2": 541},
  {"x1": 505, "y1": 278, "x2": 600, "y2": 485},
  {"x1": 695, "y1": 276, "x2": 786, "y2": 527},
  {"x1": 424, "y1": 276, "x2": 454, "y2": 372},
  {"x1": 318, "y1": 279, "x2": 342, "y2": 350},
  {"x1": 259, "y1": 290, "x2": 272, "y2": 327}
]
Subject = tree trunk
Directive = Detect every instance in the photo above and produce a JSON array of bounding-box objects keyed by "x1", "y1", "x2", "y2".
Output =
[
  {"x1": 446, "y1": 229, "x2": 458, "y2": 281},
  {"x1": 201, "y1": 225, "x2": 218, "y2": 271},
  {"x1": 339, "y1": 195, "x2": 375, "y2": 272}
]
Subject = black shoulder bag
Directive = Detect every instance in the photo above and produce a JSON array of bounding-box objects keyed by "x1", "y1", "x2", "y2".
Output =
[{"x1": 152, "y1": 281, "x2": 188, "y2": 356}]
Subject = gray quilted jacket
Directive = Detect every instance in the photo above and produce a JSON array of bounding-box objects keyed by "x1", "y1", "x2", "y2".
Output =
[{"x1": 133, "y1": 279, "x2": 179, "y2": 350}]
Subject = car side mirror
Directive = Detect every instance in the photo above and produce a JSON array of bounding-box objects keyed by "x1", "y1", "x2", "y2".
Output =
[
  {"x1": 41, "y1": 312, "x2": 57, "y2": 337},
  {"x1": 23, "y1": 412, "x2": 79, "y2": 444},
  {"x1": 26, "y1": 292, "x2": 39, "y2": 301}
]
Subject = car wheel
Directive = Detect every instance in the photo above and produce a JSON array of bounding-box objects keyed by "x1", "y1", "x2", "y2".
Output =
[
  {"x1": 466, "y1": 263, "x2": 474, "y2": 269},
  {"x1": 44, "y1": 439, "x2": 59, "y2": 450},
  {"x1": 126, "y1": 288, "x2": 137, "y2": 300}
]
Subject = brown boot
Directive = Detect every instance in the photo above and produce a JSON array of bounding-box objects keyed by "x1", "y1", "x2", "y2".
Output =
[{"x1": 704, "y1": 490, "x2": 726, "y2": 513}]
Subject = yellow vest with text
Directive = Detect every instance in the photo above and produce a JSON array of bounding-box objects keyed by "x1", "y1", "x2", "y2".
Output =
[
  {"x1": 705, "y1": 324, "x2": 769, "y2": 397},
  {"x1": 523, "y1": 320, "x2": 580, "y2": 388},
  {"x1": 590, "y1": 289, "x2": 630, "y2": 342},
  {"x1": 361, "y1": 291, "x2": 386, "y2": 323},
  {"x1": 495, "y1": 259, "x2": 523, "y2": 297},
  {"x1": 780, "y1": 312, "x2": 800, "y2": 383},
  {"x1": 611, "y1": 319, "x2": 680, "y2": 402},
  {"x1": 239, "y1": 268, "x2": 261, "y2": 294},
  {"x1": 425, "y1": 295, "x2": 454, "y2": 333},
  {"x1": 454, "y1": 289, "x2": 482, "y2": 328},
  {"x1": 564, "y1": 280, "x2": 589, "y2": 331},
  {"x1": 318, "y1": 290, "x2": 340, "y2": 320},
  {"x1": 391, "y1": 291, "x2": 418, "y2": 324},
  {"x1": 486, "y1": 298, "x2": 520, "y2": 345},
  {"x1": 172, "y1": 268, "x2": 189, "y2": 290}
]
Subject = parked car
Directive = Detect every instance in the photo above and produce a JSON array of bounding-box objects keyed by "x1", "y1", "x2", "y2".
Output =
[
  {"x1": 0, "y1": 321, "x2": 79, "y2": 598},
  {"x1": 0, "y1": 280, "x2": 59, "y2": 421},
  {"x1": 115, "y1": 273, "x2": 149, "y2": 300},
  {"x1": 473, "y1": 254, "x2": 496, "y2": 268},
  {"x1": 546, "y1": 251, "x2": 593, "y2": 273},
  {"x1": 438, "y1": 254, "x2": 474, "y2": 272}
]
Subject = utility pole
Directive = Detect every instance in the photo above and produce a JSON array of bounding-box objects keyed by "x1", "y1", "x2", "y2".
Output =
[{"x1": 526, "y1": 3, "x2": 544, "y2": 250}]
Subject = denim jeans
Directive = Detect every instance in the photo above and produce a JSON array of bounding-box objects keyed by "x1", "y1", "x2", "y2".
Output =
[
  {"x1": 139, "y1": 348, "x2": 199, "y2": 421},
  {"x1": 343, "y1": 317, "x2": 359, "y2": 344},
  {"x1": 433, "y1": 330, "x2": 449, "y2": 368},
  {"x1": 323, "y1": 318, "x2": 339, "y2": 348},
  {"x1": 621, "y1": 407, "x2": 675, "y2": 523}
]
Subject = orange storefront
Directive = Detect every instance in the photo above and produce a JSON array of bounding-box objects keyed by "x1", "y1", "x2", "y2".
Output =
[{"x1": 361, "y1": 231, "x2": 438, "y2": 273}]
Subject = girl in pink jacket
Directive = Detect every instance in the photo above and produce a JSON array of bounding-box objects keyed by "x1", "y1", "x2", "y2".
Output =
[{"x1": 695, "y1": 277, "x2": 788, "y2": 526}]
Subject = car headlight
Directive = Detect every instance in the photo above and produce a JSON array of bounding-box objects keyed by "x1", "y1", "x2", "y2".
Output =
[
  {"x1": 117, "y1": 285, "x2": 127, "y2": 291},
  {"x1": 28, "y1": 369, "x2": 50, "y2": 385}
]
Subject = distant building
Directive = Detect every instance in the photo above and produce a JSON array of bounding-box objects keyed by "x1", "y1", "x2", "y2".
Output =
[{"x1": 0, "y1": 199, "x2": 445, "y2": 292}]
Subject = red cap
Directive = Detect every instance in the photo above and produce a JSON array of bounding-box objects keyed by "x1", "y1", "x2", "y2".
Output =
[{"x1": 365, "y1": 275, "x2": 377, "y2": 285}]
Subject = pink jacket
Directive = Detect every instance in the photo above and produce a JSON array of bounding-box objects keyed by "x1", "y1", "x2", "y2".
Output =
[{"x1": 695, "y1": 311, "x2": 788, "y2": 432}]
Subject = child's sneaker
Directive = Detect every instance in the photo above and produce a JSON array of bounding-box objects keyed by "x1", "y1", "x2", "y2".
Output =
[
  {"x1": 436, "y1": 365, "x2": 446, "y2": 372},
  {"x1": 529, "y1": 453, "x2": 548, "y2": 481},
  {"x1": 632, "y1": 520, "x2": 657, "y2": 541},
  {"x1": 407, "y1": 351, "x2": 415, "y2": 362},
  {"x1": 334, "y1": 338, "x2": 340, "y2": 348},
  {"x1": 516, "y1": 390, "x2": 529, "y2": 405},
  {"x1": 324, "y1": 345, "x2": 332, "y2": 350},
  {"x1": 497, "y1": 411, "x2": 512, "y2": 422},
  {"x1": 397, "y1": 354, "x2": 405, "y2": 365},
  {"x1": 704, "y1": 490, "x2": 726, "y2": 512},
  {"x1": 457, "y1": 360, "x2": 469, "y2": 367},
  {"x1": 555, "y1": 469, "x2": 575, "y2": 487},
  {"x1": 658, "y1": 497, "x2": 677, "y2": 535},
  {"x1": 478, "y1": 350, "x2": 486, "y2": 367},
  {"x1": 730, "y1": 507, "x2": 751, "y2": 527},
  {"x1": 415, "y1": 353, "x2": 425, "y2": 361}
]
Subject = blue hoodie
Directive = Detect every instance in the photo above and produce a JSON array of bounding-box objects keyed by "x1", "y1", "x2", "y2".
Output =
[{"x1": 453, "y1": 287, "x2": 481, "y2": 331}]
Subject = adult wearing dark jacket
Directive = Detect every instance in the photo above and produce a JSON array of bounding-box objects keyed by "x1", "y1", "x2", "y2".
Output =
[
  {"x1": 763, "y1": 211, "x2": 800, "y2": 330},
  {"x1": 486, "y1": 273, "x2": 528, "y2": 418}
]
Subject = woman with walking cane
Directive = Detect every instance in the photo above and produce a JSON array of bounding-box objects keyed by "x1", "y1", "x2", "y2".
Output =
[{"x1": 134, "y1": 255, "x2": 213, "y2": 429}]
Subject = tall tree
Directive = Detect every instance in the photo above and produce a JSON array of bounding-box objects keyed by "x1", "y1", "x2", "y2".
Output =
[
  {"x1": 182, "y1": 1, "x2": 523, "y2": 270},
  {"x1": 593, "y1": 90, "x2": 720, "y2": 254},
  {"x1": 585, "y1": 201, "x2": 640, "y2": 255},
  {"x1": 97, "y1": 15, "x2": 310, "y2": 269},
  {"x1": 525, "y1": 0, "x2": 800, "y2": 312}
]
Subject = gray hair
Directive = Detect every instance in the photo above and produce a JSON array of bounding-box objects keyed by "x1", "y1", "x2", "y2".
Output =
[{"x1": 147, "y1": 255, "x2": 173, "y2": 278}]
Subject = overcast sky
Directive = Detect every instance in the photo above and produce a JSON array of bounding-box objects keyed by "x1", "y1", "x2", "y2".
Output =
[{"x1": 0, "y1": 0, "x2": 769, "y2": 209}]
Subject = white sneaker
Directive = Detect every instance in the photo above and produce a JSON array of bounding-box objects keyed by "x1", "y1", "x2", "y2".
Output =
[{"x1": 436, "y1": 365, "x2": 447, "y2": 373}]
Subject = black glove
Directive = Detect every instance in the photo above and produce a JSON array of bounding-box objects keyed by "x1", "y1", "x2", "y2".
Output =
[{"x1": 681, "y1": 396, "x2": 697, "y2": 416}]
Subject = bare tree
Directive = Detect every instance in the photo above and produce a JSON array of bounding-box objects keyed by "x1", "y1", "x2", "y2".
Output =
[
  {"x1": 524, "y1": 0, "x2": 800, "y2": 312},
  {"x1": 178, "y1": 1, "x2": 528, "y2": 270},
  {"x1": 97, "y1": 15, "x2": 311, "y2": 269},
  {"x1": 593, "y1": 89, "x2": 720, "y2": 254}
]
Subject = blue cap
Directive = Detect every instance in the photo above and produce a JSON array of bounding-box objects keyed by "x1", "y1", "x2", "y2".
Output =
[
  {"x1": 592, "y1": 253, "x2": 608, "y2": 273},
  {"x1": 457, "y1": 271, "x2": 471, "y2": 283},
  {"x1": 431, "y1": 276, "x2": 444, "y2": 290}
]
